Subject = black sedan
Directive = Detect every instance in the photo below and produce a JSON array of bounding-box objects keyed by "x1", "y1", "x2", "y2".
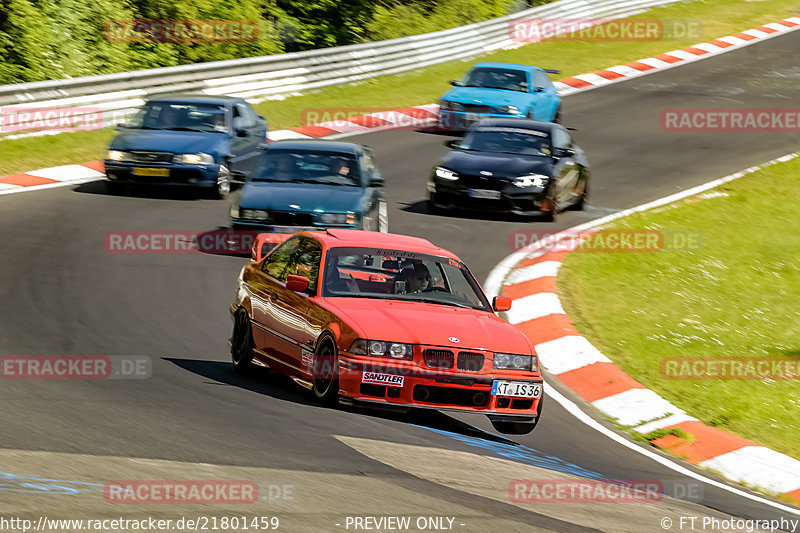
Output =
[{"x1": 427, "y1": 119, "x2": 589, "y2": 221}]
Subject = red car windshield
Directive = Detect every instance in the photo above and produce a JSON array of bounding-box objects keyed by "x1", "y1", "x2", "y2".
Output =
[{"x1": 321, "y1": 247, "x2": 492, "y2": 311}]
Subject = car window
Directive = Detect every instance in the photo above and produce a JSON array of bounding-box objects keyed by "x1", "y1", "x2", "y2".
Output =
[
  {"x1": 285, "y1": 239, "x2": 322, "y2": 292},
  {"x1": 234, "y1": 103, "x2": 257, "y2": 129},
  {"x1": 262, "y1": 237, "x2": 302, "y2": 281},
  {"x1": 252, "y1": 149, "x2": 361, "y2": 187},
  {"x1": 534, "y1": 70, "x2": 552, "y2": 90},
  {"x1": 552, "y1": 127, "x2": 571, "y2": 149},
  {"x1": 361, "y1": 148, "x2": 377, "y2": 184},
  {"x1": 462, "y1": 126, "x2": 551, "y2": 156},
  {"x1": 462, "y1": 68, "x2": 528, "y2": 93},
  {"x1": 129, "y1": 102, "x2": 227, "y2": 132}
]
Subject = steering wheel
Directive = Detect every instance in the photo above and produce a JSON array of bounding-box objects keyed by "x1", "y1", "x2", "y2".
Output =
[{"x1": 422, "y1": 286, "x2": 448, "y2": 293}]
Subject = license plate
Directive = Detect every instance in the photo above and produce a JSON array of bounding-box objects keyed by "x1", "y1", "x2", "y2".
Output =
[
  {"x1": 491, "y1": 380, "x2": 542, "y2": 398},
  {"x1": 132, "y1": 167, "x2": 169, "y2": 177},
  {"x1": 468, "y1": 189, "x2": 501, "y2": 200}
]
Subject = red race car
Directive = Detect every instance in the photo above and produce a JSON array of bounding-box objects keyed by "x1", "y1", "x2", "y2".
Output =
[{"x1": 230, "y1": 229, "x2": 543, "y2": 434}]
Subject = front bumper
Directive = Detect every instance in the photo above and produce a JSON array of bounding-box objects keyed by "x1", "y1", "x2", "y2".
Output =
[
  {"x1": 104, "y1": 161, "x2": 220, "y2": 187},
  {"x1": 428, "y1": 180, "x2": 548, "y2": 216},
  {"x1": 337, "y1": 354, "x2": 543, "y2": 417}
]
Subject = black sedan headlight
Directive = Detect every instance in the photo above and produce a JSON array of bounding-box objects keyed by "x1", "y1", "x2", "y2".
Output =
[
  {"x1": 512, "y1": 174, "x2": 548, "y2": 189},
  {"x1": 493, "y1": 353, "x2": 539, "y2": 371},
  {"x1": 350, "y1": 339, "x2": 413, "y2": 360},
  {"x1": 435, "y1": 167, "x2": 459, "y2": 181}
]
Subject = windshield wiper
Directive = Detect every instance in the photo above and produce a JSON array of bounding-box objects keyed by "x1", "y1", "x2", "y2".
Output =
[
  {"x1": 164, "y1": 127, "x2": 206, "y2": 132},
  {"x1": 301, "y1": 179, "x2": 356, "y2": 186},
  {"x1": 410, "y1": 297, "x2": 477, "y2": 310},
  {"x1": 479, "y1": 85, "x2": 526, "y2": 93}
]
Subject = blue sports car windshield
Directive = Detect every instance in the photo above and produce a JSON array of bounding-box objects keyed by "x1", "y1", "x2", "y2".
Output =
[
  {"x1": 252, "y1": 150, "x2": 361, "y2": 187},
  {"x1": 127, "y1": 102, "x2": 227, "y2": 133},
  {"x1": 461, "y1": 68, "x2": 528, "y2": 92},
  {"x1": 462, "y1": 126, "x2": 551, "y2": 156}
]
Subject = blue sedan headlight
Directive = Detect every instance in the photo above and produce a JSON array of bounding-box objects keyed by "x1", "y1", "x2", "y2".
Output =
[{"x1": 174, "y1": 153, "x2": 215, "y2": 165}]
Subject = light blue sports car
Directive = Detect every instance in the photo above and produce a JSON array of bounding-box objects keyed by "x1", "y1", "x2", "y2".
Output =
[{"x1": 438, "y1": 62, "x2": 561, "y2": 131}]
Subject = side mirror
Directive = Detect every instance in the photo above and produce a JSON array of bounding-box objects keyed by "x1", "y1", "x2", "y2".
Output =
[
  {"x1": 444, "y1": 139, "x2": 461, "y2": 149},
  {"x1": 368, "y1": 176, "x2": 384, "y2": 187},
  {"x1": 235, "y1": 128, "x2": 248, "y2": 137},
  {"x1": 286, "y1": 274, "x2": 309, "y2": 292},
  {"x1": 554, "y1": 148, "x2": 575, "y2": 158},
  {"x1": 450, "y1": 80, "x2": 463, "y2": 87},
  {"x1": 533, "y1": 86, "x2": 544, "y2": 93},
  {"x1": 114, "y1": 122, "x2": 129, "y2": 131},
  {"x1": 251, "y1": 233, "x2": 289, "y2": 262},
  {"x1": 493, "y1": 296, "x2": 512, "y2": 312}
]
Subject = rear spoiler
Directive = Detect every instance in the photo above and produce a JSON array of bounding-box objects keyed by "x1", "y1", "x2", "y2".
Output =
[{"x1": 542, "y1": 69, "x2": 560, "y2": 74}]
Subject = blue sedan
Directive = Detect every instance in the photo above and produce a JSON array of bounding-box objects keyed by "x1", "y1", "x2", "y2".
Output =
[
  {"x1": 438, "y1": 62, "x2": 561, "y2": 131},
  {"x1": 104, "y1": 95, "x2": 267, "y2": 198}
]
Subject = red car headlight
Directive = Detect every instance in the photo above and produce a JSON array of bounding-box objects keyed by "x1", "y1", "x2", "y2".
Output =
[
  {"x1": 493, "y1": 353, "x2": 539, "y2": 372},
  {"x1": 349, "y1": 339, "x2": 413, "y2": 360}
]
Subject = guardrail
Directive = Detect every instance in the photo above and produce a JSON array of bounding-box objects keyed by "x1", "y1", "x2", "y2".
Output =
[{"x1": 0, "y1": 0, "x2": 678, "y2": 138}]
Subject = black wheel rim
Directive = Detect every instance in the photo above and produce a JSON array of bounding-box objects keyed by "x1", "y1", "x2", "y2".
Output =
[
  {"x1": 315, "y1": 342, "x2": 335, "y2": 396},
  {"x1": 232, "y1": 312, "x2": 250, "y2": 364}
]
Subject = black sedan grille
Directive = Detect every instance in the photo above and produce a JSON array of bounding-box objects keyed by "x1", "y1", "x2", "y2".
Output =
[
  {"x1": 271, "y1": 211, "x2": 315, "y2": 226},
  {"x1": 129, "y1": 151, "x2": 174, "y2": 163},
  {"x1": 459, "y1": 174, "x2": 508, "y2": 191},
  {"x1": 456, "y1": 352, "x2": 485, "y2": 372},
  {"x1": 423, "y1": 349, "x2": 454, "y2": 369}
]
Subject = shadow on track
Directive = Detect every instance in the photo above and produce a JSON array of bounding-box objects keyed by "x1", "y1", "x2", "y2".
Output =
[
  {"x1": 72, "y1": 180, "x2": 209, "y2": 201},
  {"x1": 165, "y1": 357, "x2": 518, "y2": 446}
]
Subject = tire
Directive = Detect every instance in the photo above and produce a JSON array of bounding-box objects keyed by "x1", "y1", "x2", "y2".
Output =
[
  {"x1": 311, "y1": 336, "x2": 339, "y2": 405},
  {"x1": 213, "y1": 162, "x2": 231, "y2": 199},
  {"x1": 231, "y1": 309, "x2": 255, "y2": 375},
  {"x1": 573, "y1": 181, "x2": 589, "y2": 211},
  {"x1": 540, "y1": 186, "x2": 557, "y2": 222},
  {"x1": 553, "y1": 107, "x2": 562, "y2": 124},
  {"x1": 105, "y1": 181, "x2": 124, "y2": 195}
]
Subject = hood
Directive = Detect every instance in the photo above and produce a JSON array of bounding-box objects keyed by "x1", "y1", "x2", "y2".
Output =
[
  {"x1": 322, "y1": 298, "x2": 533, "y2": 354},
  {"x1": 442, "y1": 87, "x2": 528, "y2": 107},
  {"x1": 239, "y1": 181, "x2": 365, "y2": 212},
  {"x1": 440, "y1": 150, "x2": 553, "y2": 179},
  {"x1": 110, "y1": 129, "x2": 228, "y2": 155}
]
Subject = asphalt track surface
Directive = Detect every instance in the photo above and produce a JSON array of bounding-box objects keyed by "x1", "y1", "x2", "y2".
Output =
[{"x1": 1, "y1": 30, "x2": 800, "y2": 532}]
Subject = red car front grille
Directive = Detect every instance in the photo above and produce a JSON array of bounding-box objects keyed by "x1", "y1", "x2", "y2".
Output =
[
  {"x1": 423, "y1": 349, "x2": 454, "y2": 369},
  {"x1": 456, "y1": 352, "x2": 485, "y2": 372}
]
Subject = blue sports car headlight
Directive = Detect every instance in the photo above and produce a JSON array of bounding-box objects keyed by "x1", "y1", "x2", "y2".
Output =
[
  {"x1": 440, "y1": 100, "x2": 464, "y2": 112},
  {"x1": 495, "y1": 105, "x2": 521, "y2": 115}
]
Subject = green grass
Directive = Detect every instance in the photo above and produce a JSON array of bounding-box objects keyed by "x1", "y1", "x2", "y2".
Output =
[
  {"x1": 2, "y1": 0, "x2": 799, "y2": 176},
  {"x1": 558, "y1": 155, "x2": 800, "y2": 461}
]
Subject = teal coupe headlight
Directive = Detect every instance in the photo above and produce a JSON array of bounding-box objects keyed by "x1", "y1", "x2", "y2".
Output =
[{"x1": 319, "y1": 213, "x2": 356, "y2": 225}]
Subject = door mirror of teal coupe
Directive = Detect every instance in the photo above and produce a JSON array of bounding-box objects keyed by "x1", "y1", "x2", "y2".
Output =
[
  {"x1": 286, "y1": 275, "x2": 310, "y2": 292},
  {"x1": 450, "y1": 80, "x2": 463, "y2": 87}
]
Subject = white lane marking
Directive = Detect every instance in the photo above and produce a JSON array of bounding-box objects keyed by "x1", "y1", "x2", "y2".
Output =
[
  {"x1": 718, "y1": 35, "x2": 750, "y2": 46},
  {"x1": 266, "y1": 129, "x2": 313, "y2": 141},
  {"x1": 699, "y1": 447, "x2": 800, "y2": 494},
  {"x1": 573, "y1": 73, "x2": 614, "y2": 85},
  {"x1": 662, "y1": 49, "x2": 702, "y2": 61},
  {"x1": 0, "y1": 183, "x2": 22, "y2": 190},
  {"x1": 636, "y1": 57, "x2": 675, "y2": 69},
  {"x1": 0, "y1": 177, "x2": 100, "y2": 197},
  {"x1": 592, "y1": 388, "x2": 687, "y2": 427},
  {"x1": 534, "y1": 335, "x2": 612, "y2": 375},
  {"x1": 742, "y1": 29, "x2": 772, "y2": 39},
  {"x1": 504, "y1": 292, "x2": 564, "y2": 324},
  {"x1": 26, "y1": 164, "x2": 104, "y2": 181},
  {"x1": 504, "y1": 260, "x2": 561, "y2": 284},
  {"x1": 484, "y1": 151, "x2": 800, "y2": 514},
  {"x1": 605, "y1": 65, "x2": 642, "y2": 77},
  {"x1": 634, "y1": 413, "x2": 699, "y2": 434}
]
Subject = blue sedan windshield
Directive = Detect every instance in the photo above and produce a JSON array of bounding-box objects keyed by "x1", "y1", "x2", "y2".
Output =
[{"x1": 128, "y1": 102, "x2": 228, "y2": 133}]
